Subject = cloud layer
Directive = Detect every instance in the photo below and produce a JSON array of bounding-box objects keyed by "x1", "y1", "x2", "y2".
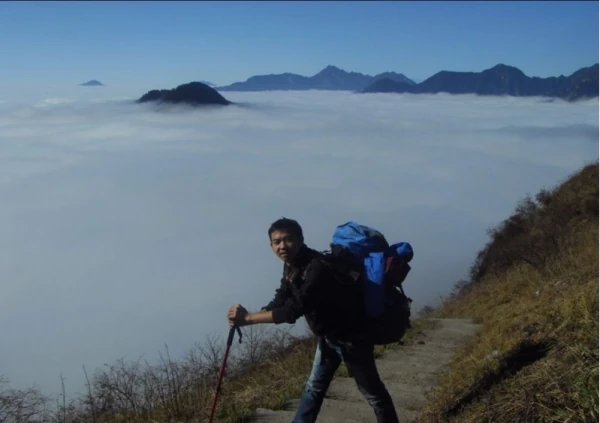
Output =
[{"x1": 0, "y1": 86, "x2": 597, "y2": 396}]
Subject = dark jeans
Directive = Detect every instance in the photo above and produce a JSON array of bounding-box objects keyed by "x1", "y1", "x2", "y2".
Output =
[{"x1": 292, "y1": 336, "x2": 399, "y2": 423}]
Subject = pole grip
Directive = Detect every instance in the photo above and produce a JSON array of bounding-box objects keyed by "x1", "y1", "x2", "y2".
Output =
[{"x1": 226, "y1": 325, "x2": 243, "y2": 346}]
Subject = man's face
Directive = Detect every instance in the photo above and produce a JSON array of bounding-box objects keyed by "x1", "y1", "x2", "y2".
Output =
[{"x1": 270, "y1": 230, "x2": 302, "y2": 262}]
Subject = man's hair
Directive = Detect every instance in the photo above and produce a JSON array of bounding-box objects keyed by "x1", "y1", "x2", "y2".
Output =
[{"x1": 268, "y1": 217, "x2": 304, "y2": 243}]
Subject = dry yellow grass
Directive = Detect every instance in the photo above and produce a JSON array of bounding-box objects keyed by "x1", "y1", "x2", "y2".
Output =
[{"x1": 417, "y1": 162, "x2": 598, "y2": 423}]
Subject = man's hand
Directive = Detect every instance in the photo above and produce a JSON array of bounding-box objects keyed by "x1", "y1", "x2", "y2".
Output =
[
  {"x1": 227, "y1": 304, "x2": 249, "y2": 327},
  {"x1": 227, "y1": 305, "x2": 275, "y2": 327}
]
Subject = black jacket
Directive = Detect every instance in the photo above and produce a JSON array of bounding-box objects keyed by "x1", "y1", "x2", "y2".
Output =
[{"x1": 262, "y1": 245, "x2": 367, "y2": 340}]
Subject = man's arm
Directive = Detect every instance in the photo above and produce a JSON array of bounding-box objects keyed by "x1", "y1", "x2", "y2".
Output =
[
  {"x1": 231, "y1": 295, "x2": 305, "y2": 326},
  {"x1": 261, "y1": 277, "x2": 289, "y2": 311},
  {"x1": 229, "y1": 260, "x2": 326, "y2": 327},
  {"x1": 244, "y1": 310, "x2": 274, "y2": 325},
  {"x1": 268, "y1": 259, "x2": 327, "y2": 324}
]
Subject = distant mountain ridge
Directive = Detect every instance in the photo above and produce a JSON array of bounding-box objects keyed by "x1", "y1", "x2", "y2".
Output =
[
  {"x1": 216, "y1": 65, "x2": 415, "y2": 92},
  {"x1": 362, "y1": 63, "x2": 599, "y2": 101},
  {"x1": 214, "y1": 63, "x2": 598, "y2": 101}
]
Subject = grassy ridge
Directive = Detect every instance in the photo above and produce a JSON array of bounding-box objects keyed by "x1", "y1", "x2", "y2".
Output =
[{"x1": 417, "y1": 162, "x2": 599, "y2": 423}]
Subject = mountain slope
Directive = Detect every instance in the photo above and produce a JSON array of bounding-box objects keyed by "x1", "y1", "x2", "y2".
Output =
[
  {"x1": 565, "y1": 63, "x2": 599, "y2": 101},
  {"x1": 420, "y1": 162, "x2": 599, "y2": 422}
]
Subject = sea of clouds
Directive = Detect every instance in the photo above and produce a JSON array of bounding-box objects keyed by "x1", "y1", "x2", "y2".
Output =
[{"x1": 0, "y1": 84, "x2": 597, "y2": 397}]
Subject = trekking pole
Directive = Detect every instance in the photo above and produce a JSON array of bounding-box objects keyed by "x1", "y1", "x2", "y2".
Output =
[{"x1": 208, "y1": 325, "x2": 243, "y2": 423}]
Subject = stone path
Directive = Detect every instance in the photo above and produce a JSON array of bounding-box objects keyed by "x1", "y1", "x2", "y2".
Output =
[{"x1": 245, "y1": 318, "x2": 482, "y2": 423}]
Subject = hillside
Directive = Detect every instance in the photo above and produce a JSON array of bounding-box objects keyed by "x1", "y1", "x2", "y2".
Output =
[
  {"x1": 363, "y1": 63, "x2": 599, "y2": 101},
  {"x1": 0, "y1": 163, "x2": 597, "y2": 423},
  {"x1": 137, "y1": 81, "x2": 232, "y2": 106},
  {"x1": 418, "y1": 161, "x2": 599, "y2": 422},
  {"x1": 216, "y1": 65, "x2": 415, "y2": 92}
]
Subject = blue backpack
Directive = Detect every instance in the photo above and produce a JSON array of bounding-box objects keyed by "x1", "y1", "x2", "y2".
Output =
[{"x1": 328, "y1": 221, "x2": 413, "y2": 345}]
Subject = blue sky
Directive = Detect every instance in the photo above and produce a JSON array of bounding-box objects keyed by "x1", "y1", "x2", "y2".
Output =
[{"x1": 0, "y1": 1, "x2": 598, "y2": 88}]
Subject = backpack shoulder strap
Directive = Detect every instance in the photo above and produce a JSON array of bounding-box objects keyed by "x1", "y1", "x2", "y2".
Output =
[{"x1": 302, "y1": 253, "x2": 362, "y2": 286}]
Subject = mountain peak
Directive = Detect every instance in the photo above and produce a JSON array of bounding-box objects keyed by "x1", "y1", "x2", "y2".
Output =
[
  {"x1": 490, "y1": 63, "x2": 515, "y2": 70},
  {"x1": 316, "y1": 65, "x2": 347, "y2": 75},
  {"x1": 79, "y1": 80, "x2": 104, "y2": 86},
  {"x1": 485, "y1": 64, "x2": 526, "y2": 76}
]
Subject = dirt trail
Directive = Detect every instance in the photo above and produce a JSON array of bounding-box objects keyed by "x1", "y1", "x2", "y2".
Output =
[{"x1": 245, "y1": 318, "x2": 481, "y2": 423}]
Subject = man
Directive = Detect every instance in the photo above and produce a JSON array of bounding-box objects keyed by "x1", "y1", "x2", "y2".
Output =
[{"x1": 227, "y1": 217, "x2": 400, "y2": 423}]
